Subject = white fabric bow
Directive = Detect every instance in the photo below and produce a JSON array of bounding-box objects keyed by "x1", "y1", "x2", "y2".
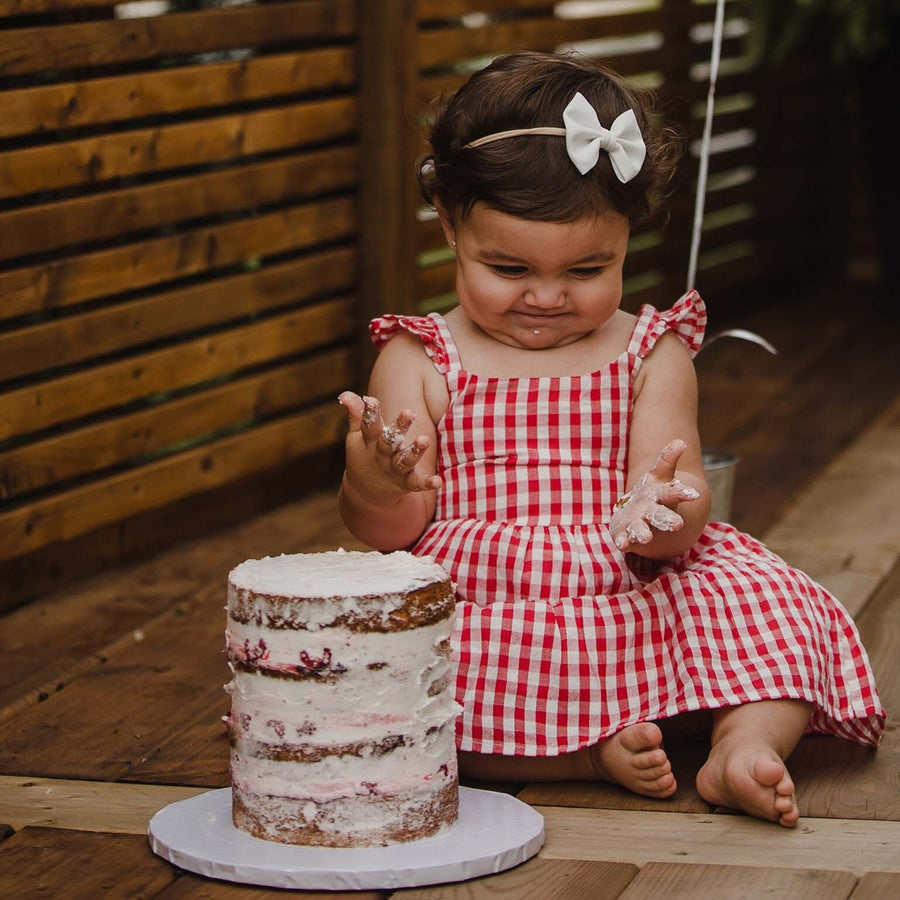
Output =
[{"x1": 562, "y1": 92, "x2": 646, "y2": 182}]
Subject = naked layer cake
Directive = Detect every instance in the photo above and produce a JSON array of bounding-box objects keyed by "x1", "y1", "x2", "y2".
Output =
[{"x1": 224, "y1": 549, "x2": 460, "y2": 847}]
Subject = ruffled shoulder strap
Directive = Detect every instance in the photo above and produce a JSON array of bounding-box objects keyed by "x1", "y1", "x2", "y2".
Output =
[
  {"x1": 369, "y1": 313, "x2": 459, "y2": 375},
  {"x1": 627, "y1": 289, "x2": 707, "y2": 360}
]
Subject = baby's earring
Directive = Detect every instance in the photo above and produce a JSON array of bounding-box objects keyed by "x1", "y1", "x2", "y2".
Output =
[{"x1": 450, "y1": 240, "x2": 457, "y2": 248}]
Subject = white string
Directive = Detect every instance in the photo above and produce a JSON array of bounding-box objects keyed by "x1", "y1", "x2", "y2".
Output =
[{"x1": 686, "y1": 0, "x2": 727, "y2": 292}]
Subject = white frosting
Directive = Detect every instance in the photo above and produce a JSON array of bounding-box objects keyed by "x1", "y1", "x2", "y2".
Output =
[
  {"x1": 228, "y1": 549, "x2": 449, "y2": 599},
  {"x1": 225, "y1": 620, "x2": 458, "y2": 745},
  {"x1": 231, "y1": 725, "x2": 457, "y2": 802}
]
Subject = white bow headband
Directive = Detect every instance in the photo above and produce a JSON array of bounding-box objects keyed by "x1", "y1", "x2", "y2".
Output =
[{"x1": 463, "y1": 91, "x2": 646, "y2": 183}]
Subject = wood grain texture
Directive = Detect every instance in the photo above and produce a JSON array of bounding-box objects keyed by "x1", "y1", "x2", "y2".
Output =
[
  {"x1": 0, "y1": 1, "x2": 356, "y2": 76},
  {"x1": 157, "y1": 874, "x2": 385, "y2": 900},
  {"x1": 0, "y1": 350, "x2": 353, "y2": 500},
  {"x1": 790, "y1": 560, "x2": 900, "y2": 822},
  {"x1": 0, "y1": 827, "x2": 176, "y2": 896},
  {"x1": 0, "y1": 491, "x2": 365, "y2": 715},
  {"x1": 0, "y1": 589, "x2": 231, "y2": 783},
  {"x1": 0, "y1": 247, "x2": 355, "y2": 381},
  {"x1": 0, "y1": 195, "x2": 356, "y2": 321},
  {"x1": 697, "y1": 291, "x2": 900, "y2": 538},
  {"x1": 0, "y1": 97, "x2": 356, "y2": 199},
  {"x1": 417, "y1": 10, "x2": 668, "y2": 69},
  {"x1": 0, "y1": 146, "x2": 356, "y2": 262},
  {"x1": 0, "y1": 47, "x2": 355, "y2": 139},
  {"x1": 0, "y1": 401, "x2": 347, "y2": 559},
  {"x1": 537, "y1": 807, "x2": 900, "y2": 876},
  {"x1": 398, "y1": 858, "x2": 639, "y2": 900},
  {"x1": 764, "y1": 399, "x2": 900, "y2": 618},
  {"x1": 848, "y1": 871, "x2": 900, "y2": 899},
  {"x1": 618, "y1": 861, "x2": 857, "y2": 900},
  {"x1": 0, "y1": 296, "x2": 355, "y2": 440},
  {"x1": 0, "y1": 777, "x2": 206, "y2": 834}
]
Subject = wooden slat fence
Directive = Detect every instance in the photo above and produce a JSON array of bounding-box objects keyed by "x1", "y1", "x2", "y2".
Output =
[{"x1": 0, "y1": 0, "x2": 842, "y2": 608}]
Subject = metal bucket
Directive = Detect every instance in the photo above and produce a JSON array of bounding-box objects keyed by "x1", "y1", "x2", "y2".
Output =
[{"x1": 702, "y1": 449, "x2": 738, "y2": 523}]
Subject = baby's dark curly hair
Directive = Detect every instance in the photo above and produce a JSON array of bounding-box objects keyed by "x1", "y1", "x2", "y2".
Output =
[{"x1": 417, "y1": 51, "x2": 683, "y2": 227}]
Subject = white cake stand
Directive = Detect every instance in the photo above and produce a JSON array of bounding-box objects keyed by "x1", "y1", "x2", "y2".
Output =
[{"x1": 148, "y1": 786, "x2": 544, "y2": 890}]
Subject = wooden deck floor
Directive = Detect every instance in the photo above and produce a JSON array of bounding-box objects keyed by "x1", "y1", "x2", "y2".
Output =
[{"x1": 0, "y1": 284, "x2": 898, "y2": 898}]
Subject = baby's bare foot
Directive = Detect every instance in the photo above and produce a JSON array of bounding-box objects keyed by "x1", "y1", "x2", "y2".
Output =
[
  {"x1": 589, "y1": 722, "x2": 677, "y2": 798},
  {"x1": 696, "y1": 737, "x2": 799, "y2": 827}
]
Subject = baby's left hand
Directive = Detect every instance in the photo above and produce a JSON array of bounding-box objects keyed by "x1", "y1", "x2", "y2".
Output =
[{"x1": 610, "y1": 439, "x2": 700, "y2": 552}]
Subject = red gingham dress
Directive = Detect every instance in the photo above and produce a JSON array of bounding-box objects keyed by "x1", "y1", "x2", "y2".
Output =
[{"x1": 370, "y1": 291, "x2": 885, "y2": 756}]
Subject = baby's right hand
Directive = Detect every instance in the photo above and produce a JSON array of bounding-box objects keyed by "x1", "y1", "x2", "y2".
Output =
[{"x1": 339, "y1": 391, "x2": 442, "y2": 506}]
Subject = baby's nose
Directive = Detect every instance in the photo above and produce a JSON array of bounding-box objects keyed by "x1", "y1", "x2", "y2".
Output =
[{"x1": 524, "y1": 284, "x2": 566, "y2": 308}]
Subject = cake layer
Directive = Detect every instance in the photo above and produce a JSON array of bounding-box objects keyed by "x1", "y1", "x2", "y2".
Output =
[
  {"x1": 225, "y1": 620, "x2": 458, "y2": 746},
  {"x1": 225, "y1": 616, "x2": 453, "y2": 680},
  {"x1": 233, "y1": 780, "x2": 459, "y2": 847},
  {"x1": 229, "y1": 720, "x2": 458, "y2": 803},
  {"x1": 228, "y1": 550, "x2": 455, "y2": 633}
]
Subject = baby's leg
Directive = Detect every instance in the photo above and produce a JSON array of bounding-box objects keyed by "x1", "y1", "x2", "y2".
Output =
[
  {"x1": 458, "y1": 722, "x2": 676, "y2": 798},
  {"x1": 696, "y1": 699, "x2": 811, "y2": 827}
]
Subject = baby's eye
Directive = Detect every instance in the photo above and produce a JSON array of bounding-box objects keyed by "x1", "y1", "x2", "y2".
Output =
[
  {"x1": 489, "y1": 264, "x2": 527, "y2": 277},
  {"x1": 569, "y1": 266, "x2": 604, "y2": 278}
]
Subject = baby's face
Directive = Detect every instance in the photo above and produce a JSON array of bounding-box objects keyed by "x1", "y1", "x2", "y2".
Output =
[{"x1": 445, "y1": 203, "x2": 630, "y2": 351}]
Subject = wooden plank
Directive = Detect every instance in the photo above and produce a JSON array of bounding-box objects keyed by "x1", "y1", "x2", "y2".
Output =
[
  {"x1": 0, "y1": 245, "x2": 356, "y2": 381},
  {"x1": 0, "y1": 827, "x2": 177, "y2": 896},
  {"x1": 0, "y1": 0, "x2": 356, "y2": 76},
  {"x1": 536, "y1": 807, "x2": 900, "y2": 876},
  {"x1": 0, "y1": 815, "x2": 382, "y2": 898},
  {"x1": 849, "y1": 872, "x2": 900, "y2": 899},
  {"x1": 418, "y1": 10, "x2": 669, "y2": 68},
  {"x1": 0, "y1": 47, "x2": 355, "y2": 139},
  {"x1": 416, "y1": 0, "x2": 553, "y2": 17},
  {"x1": 0, "y1": 777, "x2": 206, "y2": 834},
  {"x1": 1, "y1": 0, "x2": 123, "y2": 13},
  {"x1": 0, "y1": 400, "x2": 348, "y2": 560},
  {"x1": 0, "y1": 195, "x2": 357, "y2": 322},
  {"x1": 0, "y1": 447, "x2": 347, "y2": 613},
  {"x1": 417, "y1": 67, "x2": 763, "y2": 115},
  {"x1": 158, "y1": 874, "x2": 385, "y2": 899},
  {"x1": 399, "y1": 858, "x2": 638, "y2": 900},
  {"x1": 696, "y1": 292, "x2": 900, "y2": 538},
  {"x1": 0, "y1": 146, "x2": 357, "y2": 262},
  {"x1": 763, "y1": 397, "x2": 900, "y2": 617},
  {"x1": 618, "y1": 861, "x2": 857, "y2": 900},
  {"x1": 358, "y1": 0, "x2": 420, "y2": 372},
  {"x1": 0, "y1": 349, "x2": 354, "y2": 499},
  {"x1": 0, "y1": 296, "x2": 355, "y2": 441},
  {"x1": 0, "y1": 573, "x2": 231, "y2": 783},
  {"x1": 789, "y1": 559, "x2": 900, "y2": 822},
  {"x1": 0, "y1": 489, "x2": 364, "y2": 715},
  {"x1": 0, "y1": 96, "x2": 357, "y2": 199}
]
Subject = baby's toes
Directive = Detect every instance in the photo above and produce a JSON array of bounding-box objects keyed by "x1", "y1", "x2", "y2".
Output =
[
  {"x1": 634, "y1": 747, "x2": 669, "y2": 770},
  {"x1": 619, "y1": 722, "x2": 664, "y2": 753},
  {"x1": 774, "y1": 792, "x2": 796, "y2": 814},
  {"x1": 778, "y1": 805, "x2": 801, "y2": 828},
  {"x1": 642, "y1": 769, "x2": 677, "y2": 797}
]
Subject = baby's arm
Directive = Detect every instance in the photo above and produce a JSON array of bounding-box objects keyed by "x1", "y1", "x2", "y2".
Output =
[
  {"x1": 338, "y1": 334, "x2": 444, "y2": 551},
  {"x1": 614, "y1": 332, "x2": 711, "y2": 559}
]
